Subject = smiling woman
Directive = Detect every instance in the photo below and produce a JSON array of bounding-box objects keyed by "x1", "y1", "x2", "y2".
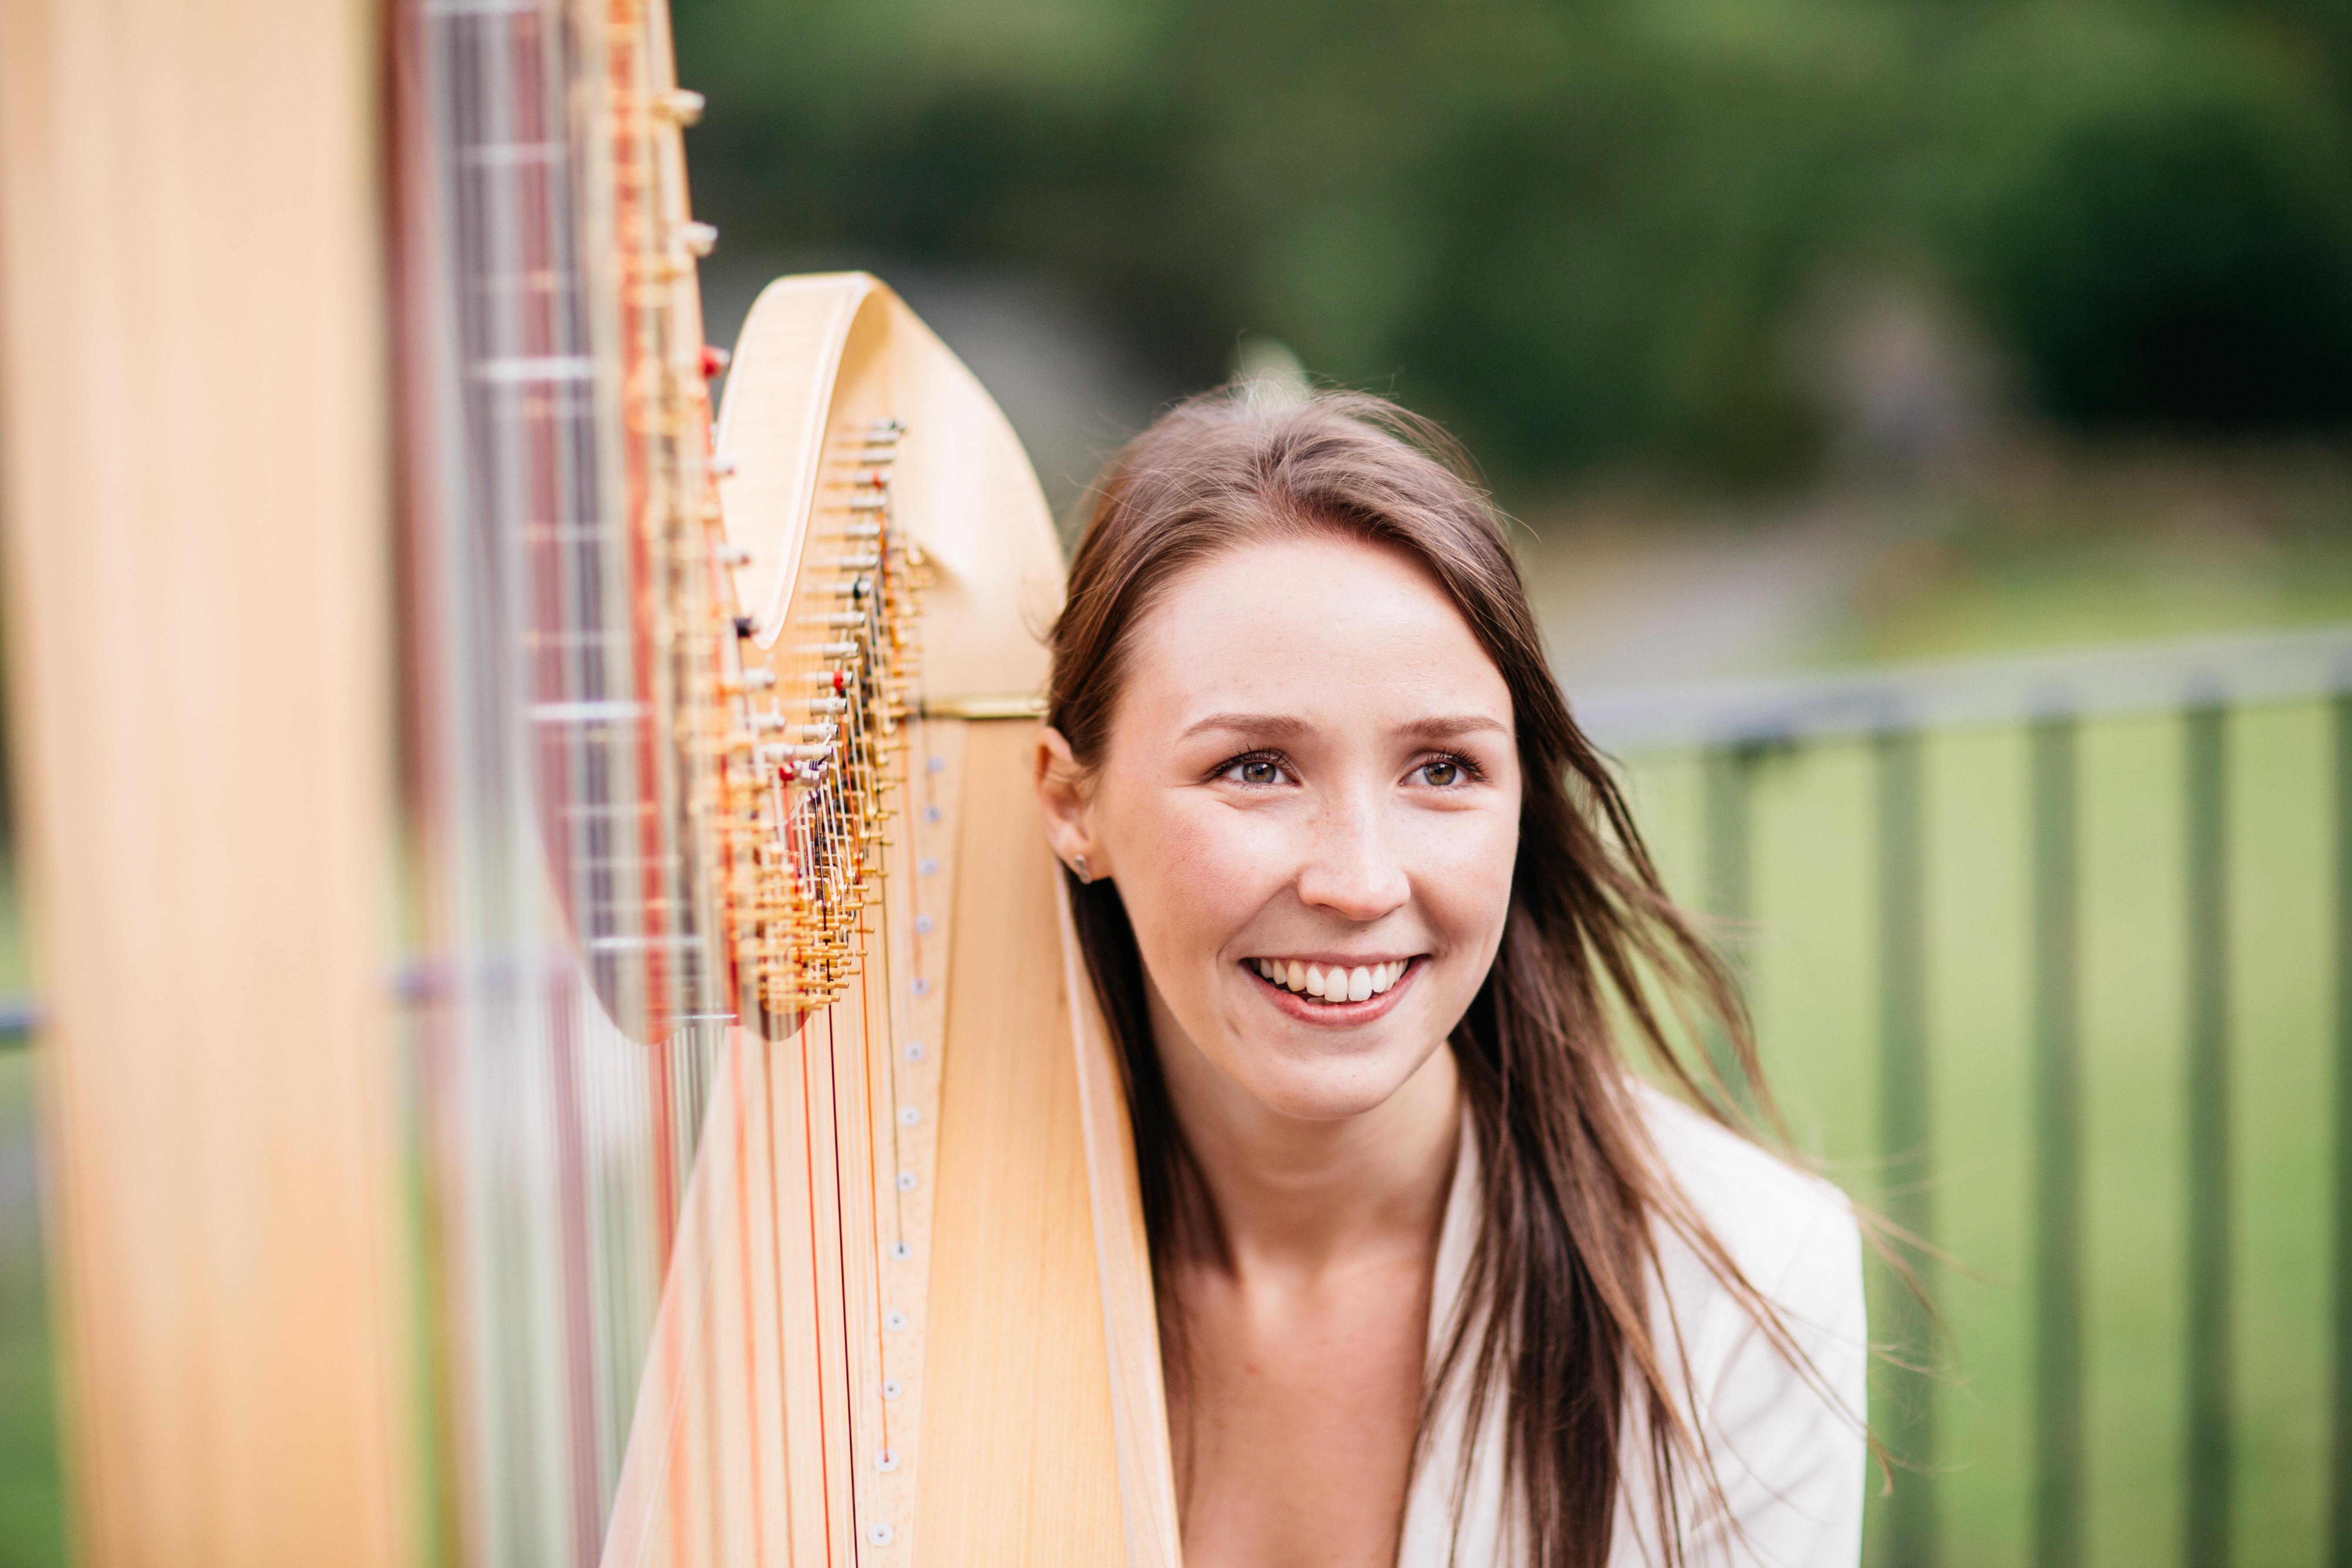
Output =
[{"x1": 1035, "y1": 392, "x2": 1867, "y2": 1568}]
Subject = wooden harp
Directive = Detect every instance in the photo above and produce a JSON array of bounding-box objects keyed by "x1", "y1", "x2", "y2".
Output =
[
  {"x1": 591, "y1": 274, "x2": 1179, "y2": 1568},
  {"x1": 393, "y1": 2, "x2": 1181, "y2": 1562},
  {"x1": 0, "y1": 0, "x2": 1176, "y2": 1563}
]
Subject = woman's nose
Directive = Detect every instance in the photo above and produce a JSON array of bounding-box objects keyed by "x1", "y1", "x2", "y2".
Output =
[{"x1": 1294, "y1": 794, "x2": 1410, "y2": 922}]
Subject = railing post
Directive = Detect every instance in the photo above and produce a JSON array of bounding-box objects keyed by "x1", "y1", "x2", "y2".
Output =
[
  {"x1": 2031, "y1": 716, "x2": 2083, "y2": 1568},
  {"x1": 2184, "y1": 705, "x2": 2232, "y2": 1568},
  {"x1": 1877, "y1": 728, "x2": 1933, "y2": 1565},
  {"x1": 1703, "y1": 743, "x2": 1757, "y2": 1110},
  {"x1": 2332, "y1": 694, "x2": 2352, "y2": 1568}
]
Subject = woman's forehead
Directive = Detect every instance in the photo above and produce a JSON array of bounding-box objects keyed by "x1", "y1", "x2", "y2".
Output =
[{"x1": 1118, "y1": 535, "x2": 1513, "y2": 728}]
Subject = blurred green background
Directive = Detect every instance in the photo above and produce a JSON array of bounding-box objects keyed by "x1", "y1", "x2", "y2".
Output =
[
  {"x1": 0, "y1": 855, "x2": 62, "y2": 1568},
  {"x1": 7, "y1": 0, "x2": 2352, "y2": 1562},
  {"x1": 677, "y1": 0, "x2": 2352, "y2": 493},
  {"x1": 676, "y1": 0, "x2": 2352, "y2": 685}
]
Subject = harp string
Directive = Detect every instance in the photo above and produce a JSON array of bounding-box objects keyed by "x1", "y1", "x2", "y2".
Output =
[
  {"x1": 409, "y1": 6, "x2": 667, "y2": 1564},
  {"x1": 727, "y1": 1029, "x2": 766, "y2": 1564}
]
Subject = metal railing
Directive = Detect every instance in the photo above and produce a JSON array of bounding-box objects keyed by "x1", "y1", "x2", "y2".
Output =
[{"x1": 1577, "y1": 623, "x2": 2352, "y2": 1568}]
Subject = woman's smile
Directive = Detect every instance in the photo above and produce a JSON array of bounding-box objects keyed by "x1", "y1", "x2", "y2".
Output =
[{"x1": 1241, "y1": 953, "x2": 1423, "y2": 1024}]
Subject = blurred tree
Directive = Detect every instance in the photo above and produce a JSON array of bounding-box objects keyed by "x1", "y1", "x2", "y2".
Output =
[
  {"x1": 1941, "y1": 14, "x2": 2352, "y2": 434},
  {"x1": 672, "y1": 0, "x2": 2352, "y2": 493}
]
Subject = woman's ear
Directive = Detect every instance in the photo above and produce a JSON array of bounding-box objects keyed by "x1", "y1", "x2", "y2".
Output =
[{"x1": 1034, "y1": 726, "x2": 1104, "y2": 880}]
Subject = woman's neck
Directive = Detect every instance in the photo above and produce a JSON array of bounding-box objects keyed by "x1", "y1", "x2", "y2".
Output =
[{"x1": 1146, "y1": 977, "x2": 1461, "y2": 1279}]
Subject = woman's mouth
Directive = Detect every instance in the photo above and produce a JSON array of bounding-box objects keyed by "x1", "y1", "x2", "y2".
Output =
[{"x1": 1241, "y1": 955, "x2": 1419, "y2": 1022}]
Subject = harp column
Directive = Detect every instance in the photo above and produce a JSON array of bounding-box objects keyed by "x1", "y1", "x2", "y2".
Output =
[{"x1": 0, "y1": 4, "x2": 407, "y2": 1566}]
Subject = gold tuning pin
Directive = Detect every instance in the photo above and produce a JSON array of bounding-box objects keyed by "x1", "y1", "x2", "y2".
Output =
[{"x1": 655, "y1": 88, "x2": 706, "y2": 126}]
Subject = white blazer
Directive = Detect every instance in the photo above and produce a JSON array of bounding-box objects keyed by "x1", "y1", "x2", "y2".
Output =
[{"x1": 1396, "y1": 1084, "x2": 1869, "y2": 1567}]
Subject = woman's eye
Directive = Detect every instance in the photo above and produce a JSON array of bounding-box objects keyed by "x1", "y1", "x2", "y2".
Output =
[
  {"x1": 1233, "y1": 757, "x2": 1281, "y2": 786},
  {"x1": 1418, "y1": 759, "x2": 1462, "y2": 787}
]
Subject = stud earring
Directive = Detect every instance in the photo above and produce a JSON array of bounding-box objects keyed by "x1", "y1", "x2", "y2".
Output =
[{"x1": 1072, "y1": 853, "x2": 1092, "y2": 884}]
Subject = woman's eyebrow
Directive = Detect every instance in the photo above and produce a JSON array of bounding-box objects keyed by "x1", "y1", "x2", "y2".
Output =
[
  {"x1": 1178, "y1": 711, "x2": 1310, "y2": 741},
  {"x1": 1403, "y1": 714, "x2": 1512, "y2": 742},
  {"x1": 1176, "y1": 711, "x2": 1509, "y2": 742}
]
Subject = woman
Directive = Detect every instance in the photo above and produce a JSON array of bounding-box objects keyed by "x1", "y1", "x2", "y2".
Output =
[{"x1": 1034, "y1": 390, "x2": 1866, "y2": 1568}]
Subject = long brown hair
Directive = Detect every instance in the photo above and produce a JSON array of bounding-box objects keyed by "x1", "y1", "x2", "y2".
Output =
[{"x1": 1046, "y1": 389, "x2": 1814, "y2": 1566}]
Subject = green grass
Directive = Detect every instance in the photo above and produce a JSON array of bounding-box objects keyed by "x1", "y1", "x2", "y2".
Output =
[
  {"x1": 0, "y1": 1051, "x2": 64, "y2": 1568},
  {"x1": 1625, "y1": 699, "x2": 2338, "y2": 1567},
  {"x1": 0, "y1": 850, "x2": 64, "y2": 1568},
  {"x1": 1828, "y1": 447, "x2": 2352, "y2": 669}
]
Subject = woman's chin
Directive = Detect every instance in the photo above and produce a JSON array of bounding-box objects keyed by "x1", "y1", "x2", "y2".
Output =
[{"x1": 1229, "y1": 1046, "x2": 1431, "y2": 1124}]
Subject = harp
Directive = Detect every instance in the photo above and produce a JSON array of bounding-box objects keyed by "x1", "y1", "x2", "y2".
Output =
[{"x1": 0, "y1": 0, "x2": 1177, "y2": 1563}]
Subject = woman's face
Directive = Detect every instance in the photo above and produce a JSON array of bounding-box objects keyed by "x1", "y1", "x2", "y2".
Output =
[{"x1": 1041, "y1": 534, "x2": 1522, "y2": 1123}]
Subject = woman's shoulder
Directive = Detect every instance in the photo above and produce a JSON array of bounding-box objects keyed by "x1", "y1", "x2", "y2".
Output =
[
  {"x1": 1611, "y1": 1088, "x2": 1869, "y2": 1567},
  {"x1": 1628, "y1": 1079, "x2": 1859, "y2": 1311}
]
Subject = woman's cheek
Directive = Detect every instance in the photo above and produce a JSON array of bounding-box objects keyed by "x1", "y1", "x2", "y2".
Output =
[
  {"x1": 1407, "y1": 808, "x2": 1517, "y2": 950},
  {"x1": 1402, "y1": 804, "x2": 1514, "y2": 889},
  {"x1": 1112, "y1": 794, "x2": 1276, "y2": 966},
  {"x1": 1151, "y1": 798, "x2": 1282, "y2": 923}
]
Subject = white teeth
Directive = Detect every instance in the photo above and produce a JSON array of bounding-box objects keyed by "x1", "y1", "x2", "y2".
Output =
[{"x1": 1255, "y1": 958, "x2": 1413, "y2": 1003}]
